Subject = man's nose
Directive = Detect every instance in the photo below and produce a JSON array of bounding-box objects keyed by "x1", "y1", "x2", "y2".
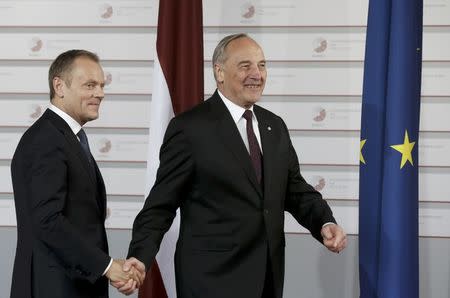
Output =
[
  {"x1": 249, "y1": 64, "x2": 262, "y2": 80},
  {"x1": 95, "y1": 86, "x2": 105, "y2": 98}
]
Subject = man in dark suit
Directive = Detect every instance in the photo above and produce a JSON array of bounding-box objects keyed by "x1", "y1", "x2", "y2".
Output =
[
  {"x1": 125, "y1": 34, "x2": 347, "y2": 298},
  {"x1": 10, "y1": 49, "x2": 144, "y2": 298}
]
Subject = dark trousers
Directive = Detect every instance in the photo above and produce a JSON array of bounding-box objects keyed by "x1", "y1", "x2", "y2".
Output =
[{"x1": 261, "y1": 250, "x2": 275, "y2": 298}]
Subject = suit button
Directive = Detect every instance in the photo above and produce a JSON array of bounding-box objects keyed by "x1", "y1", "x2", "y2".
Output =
[{"x1": 264, "y1": 209, "x2": 269, "y2": 215}]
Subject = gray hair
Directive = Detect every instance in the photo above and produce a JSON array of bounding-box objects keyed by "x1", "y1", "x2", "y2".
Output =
[{"x1": 212, "y1": 33, "x2": 249, "y2": 81}]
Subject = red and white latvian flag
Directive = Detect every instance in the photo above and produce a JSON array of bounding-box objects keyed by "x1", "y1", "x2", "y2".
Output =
[{"x1": 139, "y1": 0, "x2": 204, "y2": 297}]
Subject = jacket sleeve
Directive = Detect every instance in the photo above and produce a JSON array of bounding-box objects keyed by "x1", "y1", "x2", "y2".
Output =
[
  {"x1": 282, "y1": 120, "x2": 336, "y2": 243},
  {"x1": 127, "y1": 118, "x2": 195, "y2": 269}
]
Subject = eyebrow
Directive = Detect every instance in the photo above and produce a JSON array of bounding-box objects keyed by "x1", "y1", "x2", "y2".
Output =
[
  {"x1": 84, "y1": 79, "x2": 105, "y2": 86},
  {"x1": 237, "y1": 60, "x2": 251, "y2": 66},
  {"x1": 237, "y1": 60, "x2": 266, "y2": 66}
]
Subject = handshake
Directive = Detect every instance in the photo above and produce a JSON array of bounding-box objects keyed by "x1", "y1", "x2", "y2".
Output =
[{"x1": 105, "y1": 257, "x2": 146, "y2": 296}]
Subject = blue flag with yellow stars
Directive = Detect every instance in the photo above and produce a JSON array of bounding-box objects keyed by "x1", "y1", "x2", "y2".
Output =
[{"x1": 359, "y1": 0, "x2": 422, "y2": 297}]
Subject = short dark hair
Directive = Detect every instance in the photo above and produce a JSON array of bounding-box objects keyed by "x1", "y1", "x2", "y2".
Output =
[{"x1": 48, "y1": 49, "x2": 100, "y2": 100}]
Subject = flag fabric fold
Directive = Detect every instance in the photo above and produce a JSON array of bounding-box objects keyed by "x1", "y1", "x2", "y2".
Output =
[
  {"x1": 358, "y1": 0, "x2": 423, "y2": 297},
  {"x1": 140, "y1": 1, "x2": 203, "y2": 297}
]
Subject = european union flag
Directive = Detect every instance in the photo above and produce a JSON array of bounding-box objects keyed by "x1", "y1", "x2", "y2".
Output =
[{"x1": 359, "y1": 0, "x2": 422, "y2": 297}]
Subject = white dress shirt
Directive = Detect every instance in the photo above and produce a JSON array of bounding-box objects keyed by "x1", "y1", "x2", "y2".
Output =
[
  {"x1": 49, "y1": 104, "x2": 82, "y2": 136},
  {"x1": 218, "y1": 90, "x2": 263, "y2": 154}
]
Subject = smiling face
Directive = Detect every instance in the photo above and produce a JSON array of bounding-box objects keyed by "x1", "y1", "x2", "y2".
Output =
[
  {"x1": 215, "y1": 37, "x2": 266, "y2": 109},
  {"x1": 53, "y1": 57, "x2": 105, "y2": 125}
]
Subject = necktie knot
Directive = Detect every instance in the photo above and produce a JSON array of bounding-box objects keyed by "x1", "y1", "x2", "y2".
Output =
[{"x1": 243, "y1": 109, "x2": 253, "y2": 122}]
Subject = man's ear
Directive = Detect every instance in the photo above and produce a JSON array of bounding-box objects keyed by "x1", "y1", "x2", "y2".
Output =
[
  {"x1": 53, "y1": 77, "x2": 65, "y2": 98},
  {"x1": 214, "y1": 63, "x2": 224, "y2": 83}
]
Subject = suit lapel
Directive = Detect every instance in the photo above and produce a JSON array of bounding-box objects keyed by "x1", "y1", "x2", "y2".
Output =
[
  {"x1": 63, "y1": 129, "x2": 107, "y2": 215},
  {"x1": 93, "y1": 159, "x2": 107, "y2": 219},
  {"x1": 61, "y1": 127, "x2": 98, "y2": 187},
  {"x1": 211, "y1": 93, "x2": 263, "y2": 198},
  {"x1": 254, "y1": 106, "x2": 275, "y2": 199},
  {"x1": 44, "y1": 109, "x2": 103, "y2": 209}
]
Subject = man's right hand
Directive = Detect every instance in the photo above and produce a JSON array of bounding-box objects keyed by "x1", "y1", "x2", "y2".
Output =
[
  {"x1": 107, "y1": 258, "x2": 145, "y2": 295},
  {"x1": 109, "y1": 257, "x2": 146, "y2": 295}
]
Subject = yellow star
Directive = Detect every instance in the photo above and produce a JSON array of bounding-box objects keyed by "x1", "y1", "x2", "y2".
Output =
[
  {"x1": 360, "y1": 139, "x2": 367, "y2": 164},
  {"x1": 390, "y1": 130, "x2": 415, "y2": 169}
]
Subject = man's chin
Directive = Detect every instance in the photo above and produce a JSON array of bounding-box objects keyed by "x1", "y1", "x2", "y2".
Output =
[
  {"x1": 245, "y1": 95, "x2": 261, "y2": 105},
  {"x1": 86, "y1": 113, "x2": 99, "y2": 122}
]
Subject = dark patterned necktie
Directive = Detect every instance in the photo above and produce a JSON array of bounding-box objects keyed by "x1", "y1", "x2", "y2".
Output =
[
  {"x1": 77, "y1": 128, "x2": 95, "y2": 175},
  {"x1": 243, "y1": 110, "x2": 262, "y2": 183}
]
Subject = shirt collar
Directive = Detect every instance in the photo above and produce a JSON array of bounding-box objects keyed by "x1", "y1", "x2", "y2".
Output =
[
  {"x1": 49, "y1": 104, "x2": 82, "y2": 135},
  {"x1": 217, "y1": 90, "x2": 255, "y2": 124}
]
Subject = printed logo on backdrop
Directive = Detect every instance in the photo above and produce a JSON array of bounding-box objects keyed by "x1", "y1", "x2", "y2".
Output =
[
  {"x1": 98, "y1": 138, "x2": 112, "y2": 155},
  {"x1": 29, "y1": 37, "x2": 43, "y2": 56},
  {"x1": 29, "y1": 104, "x2": 43, "y2": 122},
  {"x1": 241, "y1": 2, "x2": 256, "y2": 19},
  {"x1": 311, "y1": 175, "x2": 326, "y2": 191},
  {"x1": 99, "y1": 3, "x2": 114, "y2": 20},
  {"x1": 104, "y1": 72, "x2": 113, "y2": 86},
  {"x1": 312, "y1": 37, "x2": 327, "y2": 58},
  {"x1": 312, "y1": 106, "x2": 327, "y2": 128}
]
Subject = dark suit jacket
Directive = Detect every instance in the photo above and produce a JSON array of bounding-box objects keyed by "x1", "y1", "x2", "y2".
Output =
[
  {"x1": 128, "y1": 91, "x2": 336, "y2": 298},
  {"x1": 10, "y1": 109, "x2": 111, "y2": 298}
]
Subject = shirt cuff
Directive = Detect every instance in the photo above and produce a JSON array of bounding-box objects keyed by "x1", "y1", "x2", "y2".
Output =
[
  {"x1": 322, "y1": 222, "x2": 336, "y2": 228},
  {"x1": 103, "y1": 258, "x2": 113, "y2": 276}
]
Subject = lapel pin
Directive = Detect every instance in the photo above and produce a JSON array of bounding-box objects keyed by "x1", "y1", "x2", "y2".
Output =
[{"x1": 267, "y1": 126, "x2": 272, "y2": 131}]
